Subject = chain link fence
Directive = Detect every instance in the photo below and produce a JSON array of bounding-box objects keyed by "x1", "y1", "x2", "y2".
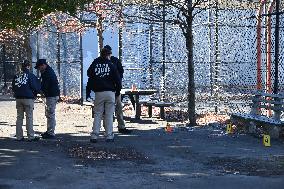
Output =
[
  {"x1": 121, "y1": 1, "x2": 284, "y2": 118},
  {"x1": 0, "y1": 1, "x2": 283, "y2": 120}
]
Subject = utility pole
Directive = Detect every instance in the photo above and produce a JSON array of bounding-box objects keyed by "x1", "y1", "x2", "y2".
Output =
[
  {"x1": 2, "y1": 44, "x2": 7, "y2": 89},
  {"x1": 161, "y1": 0, "x2": 166, "y2": 100},
  {"x1": 36, "y1": 31, "x2": 40, "y2": 77},
  {"x1": 208, "y1": 8, "x2": 213, "y2": 96},
  {"x1": 213, "y1": 0, "x2": 220, "y2": 113},
  {"x1": 149, "y1": 0, "x2": 154, "y2": 89},
  {"x1": 273, "y1": 0, "x2": 280, "y2": 94},
  {"x1": 79, "y1": 11, "x2": 84, "y2": 104},
  {"x1": 61, "y1": 33, "x2": 67, "y2": 96},
  {"x1": 118, "y1": 0, "x2": 123, "y2": 61},
  {"x1": 57, "y1": 31, "x2": 61, "y2": 77},
  {"x1": 80, "y1": 32, "x2": 84, "y2": 104}
]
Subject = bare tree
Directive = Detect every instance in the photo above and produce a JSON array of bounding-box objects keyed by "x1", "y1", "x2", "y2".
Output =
[
  {"x1": 170, "y1": 0, "x2": 211, "y2": 126},
  {"x1": 123, "y1": 0, "x2": 210, "y2": 125}
]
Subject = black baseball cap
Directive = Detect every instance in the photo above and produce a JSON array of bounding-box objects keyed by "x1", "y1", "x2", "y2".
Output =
[
  {"x1": 34, "y1": 59, "x2": 47, "y2": 69},
  {"x1": 104, "y1": 45, "x2": 112, "y2": 51},
  {"x1": 21, "y1": 60, "x2": 31, "y2": 68}
]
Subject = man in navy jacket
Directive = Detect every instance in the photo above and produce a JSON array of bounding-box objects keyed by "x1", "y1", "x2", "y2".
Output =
[
  {"x1": 12, "y1": 60, "x2": 41, "y2": 141},
  {"x1": 104, "y1": 45, "x2": 132, "y2": 134},
  {"x1": 34, "y1": 59, "x2": 60, "y2": 139},
  {"x1": 87, "y1": 48, "x2": 121, "y2": 143}
]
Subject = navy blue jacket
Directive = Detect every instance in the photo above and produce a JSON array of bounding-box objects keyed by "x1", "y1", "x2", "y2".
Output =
[
  {"x1": 41, "y1": 65, "x2": 60, "y2": 97},
  {"x1": 12, "y1": 69, "x2": 41, "y2": 99},
  {"x1": 110, "y1": 56, "x2": 124, "y2": 79},
  {"x1": 87, "y1": 57, "x2": 122, "y2": 94}
]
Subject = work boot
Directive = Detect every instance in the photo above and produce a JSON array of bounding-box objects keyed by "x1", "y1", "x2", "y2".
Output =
[
  {"x1": 90, "y1": 138, "x2": 98, "y2": 143},
  {"x1": 106, "y1": 138, "x2": 114, "y2": 143},
  {"x1": 41, "y1": 132, "x2": 55, "y2": 139},
  {"x1": 27, "y1": 136, "x2": 40, "y2": 142},
  {"x1": 15, "y1": 138, "x2": 25, "y2": 141},
  {"x1": 118, "y1": 128, "x2": 132, "y2": 134}
]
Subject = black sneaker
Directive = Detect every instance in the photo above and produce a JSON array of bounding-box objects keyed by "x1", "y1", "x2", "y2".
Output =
[
  {"x1": 90, "y1": 139, "x2": 98, "y2": 143},
  {"x1": 27, "y1": 137, "x2": 40, "y2": 142},
  {"x1": 118, "y1": 128, "x2": 132, "y2": 134},
  {"x1": 41, "y1": 132, "x2": 55, "y2": 139},
  {"x1": 15, "y1": 138, "x2": 25, "y2": 141},
  {"x1": 106, "y1": 139, "x2": 114, "y2": 143}
]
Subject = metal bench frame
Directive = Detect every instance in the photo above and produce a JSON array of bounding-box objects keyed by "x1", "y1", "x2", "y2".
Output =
[{"x1": 140, "y1": 101, "x2": 174, "y2": 120}]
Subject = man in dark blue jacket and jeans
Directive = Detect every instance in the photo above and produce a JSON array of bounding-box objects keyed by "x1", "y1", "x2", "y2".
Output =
[
  {"x1": 35, "y1": 59, "x2": 60, "y2": 139},
  {"x1": 12, "y1": 60, "x2": 41, "y2": 141}
]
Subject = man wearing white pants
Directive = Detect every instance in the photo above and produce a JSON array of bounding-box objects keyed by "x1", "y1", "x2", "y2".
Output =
[
  {"x1": 45, "y1": 96, "x2": 59, "y2": 136},
  {"x1": 104, "y1": 45, "x2": 132, "y2": 134},
  {"x1": 115, "y1": 94, "x2": 125, "y2": 129},
  {"x1": 12, "y1": 60, "x2": 41, "y2": 141},
  {"x1": 92, "y1": 91, "x2": 115, "y2": 140},
  {"x1": 34, "y1": 59, "x2": 60, "y2": 139},
  {"x1": 87, "y1": 48, "x2": 122, "y2": 143},
  {"x1": 15, "y1": 99, "x2": 35, "y2": 140}
]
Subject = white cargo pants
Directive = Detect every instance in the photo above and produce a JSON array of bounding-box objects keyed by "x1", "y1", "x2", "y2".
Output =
[
  {"x1": 91, "y1": 91, "x2": 115, "y2": 140},
  {"x1": 16, "y1": 99, "x2": 35, "y2": 140}
]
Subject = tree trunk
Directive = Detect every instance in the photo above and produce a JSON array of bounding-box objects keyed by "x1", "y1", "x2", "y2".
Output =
[
  {"x1": 118, "y1": 2, "x2": 123, "y2": 60},
  {"x1": 22, "y1": 32, "x2": 32, "y2": 63},
  {"x1": 118, "y1": 27, "x2": 123, "y2": 60},
  {"x1": 61, "y1": 33, "x2": 67, "y2": 96},
  {"x1": 186, "y1": 1, "x2": 196, "y2": 126},
  {"x1": 57, "y1": 32, "x2": 61, "y2": 77},
  {"x1": 22, "y1": 31, "x2": 33, "y2": 74},
  {"x1": 97, "y1": 15, "x2": 104, "y2": 51},
  {"x1": 2, "y1": 44, "x2": 7, "y2": 88}
]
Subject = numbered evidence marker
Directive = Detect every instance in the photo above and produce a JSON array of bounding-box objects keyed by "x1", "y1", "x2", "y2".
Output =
[
  {"x1": 263, "y1": 135, "x2": 271, "y2": 147},
  {"x1": 226, "y1": 123, "x2": 233, "y2": 134}
]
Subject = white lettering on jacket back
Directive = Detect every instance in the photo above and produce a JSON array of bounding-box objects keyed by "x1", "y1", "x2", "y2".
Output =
[
  {"x1": 94, "y1": 64, "x2": 110, "y2": 78},
  {"x1": 15, "y1": 73, "x2": 28, "y2": 87}
]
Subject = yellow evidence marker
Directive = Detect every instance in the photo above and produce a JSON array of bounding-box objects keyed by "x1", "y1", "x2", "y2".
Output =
[
  {"x1": 263, "y1": 135, "x2": 271, "y2": 147},
  {"x1": 226, "y1": 123, "x2": 233, "y2": 134}
]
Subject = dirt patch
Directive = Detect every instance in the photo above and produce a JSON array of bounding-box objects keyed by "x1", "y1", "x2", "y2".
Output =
[
  {"x1": 197, "y1": 113, "x2": 229, "y2": 126},
  {"x1": 205, "y1": 156, "x2": 284, "y2": 177},
  {"x1": 68, "y1": 145, "x2": 153, "y2": 164}
]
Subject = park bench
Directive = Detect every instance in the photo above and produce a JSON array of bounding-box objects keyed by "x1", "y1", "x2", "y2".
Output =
[
  {"x1": 230, "y1": 91, "x2": 284, "y2": 138},
  {"x1": 140, "y1": 100, "x2": 175, "y2": 120},
  {"x1": 84, "y1": 98, "x2": 174, "y2": 120}
]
